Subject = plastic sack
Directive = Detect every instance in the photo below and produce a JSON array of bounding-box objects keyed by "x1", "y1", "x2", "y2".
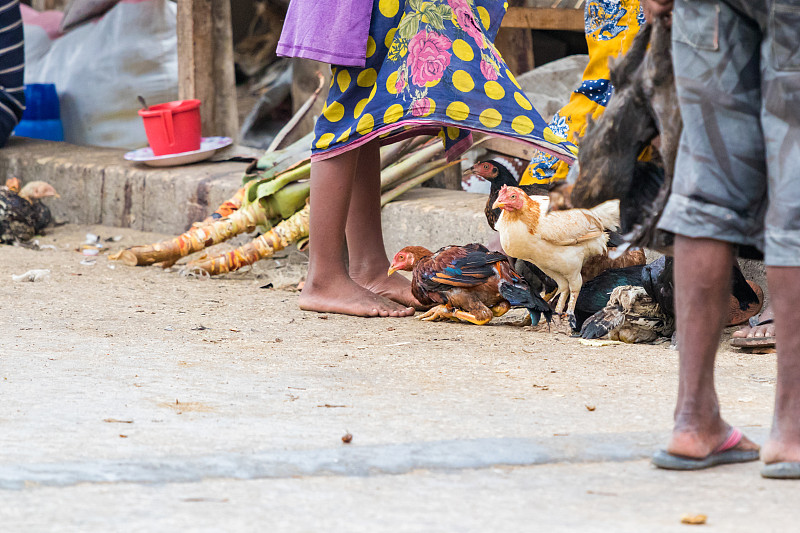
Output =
[
  {"x1": 22, "y1": 0, "x2": 178, "y2": 149},
  {"x1": 60, "y1": 0, "x2": 120, "y2": 33}
]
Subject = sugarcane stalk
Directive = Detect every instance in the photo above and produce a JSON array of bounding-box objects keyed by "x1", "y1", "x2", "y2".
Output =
[
  {"x1": 197, "y1": 185, "x2": 247, "y2": 225},
  {"x1": 185, "y1": 203, "x2": 310, "y2": 275},
  {"x1": 380, "y1": 160, "x2": 462, "y2": 206},
  {"x1": 379, "y1": 142, "x2": 444, "y2": 190},
  {"x1": 399, "y1": 135, "x2": 431, "y2": 156},
  {"x1": 379, "y1": 138, "x2": 414, "y2": 169},
  {"x1": 380, "y1": 158, "x2": 447, "y2": 193},
  {"x1": 109, "y1": 202, "x2": 270, "y2": 267},
  {"x1": 111, "y1": 181, "x2": 310, "y2": 267}
]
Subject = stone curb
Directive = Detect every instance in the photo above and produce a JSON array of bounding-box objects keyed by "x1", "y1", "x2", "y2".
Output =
[
  {"x1": 0, "y1": 138, "x2": 495, "y2": 257},
  {"x1": 0, "y1": 137, "x2": 765, "y2": 297}
]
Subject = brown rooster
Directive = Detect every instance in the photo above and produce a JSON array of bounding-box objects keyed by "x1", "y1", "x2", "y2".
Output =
[
  {"x1": 388, "y1": 243, "x2": 552, "y2": 326},
  {"x1": 492, "y1": 185, "x2": 619, "y2": 327}
]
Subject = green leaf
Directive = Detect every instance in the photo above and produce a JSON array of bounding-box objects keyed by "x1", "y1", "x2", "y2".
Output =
[
  {"x1": 408, "y1": 0, "x2": 423, "y2": 12},
  {"x1": 424, "y1": 6, "x2": 444, "y2": 30},
  {"x1": 263, "y1": 181, "x2": 311, "y2": 222},
  {"x1": 397, "y1": 12, "x2": 421, "y2": 40}
]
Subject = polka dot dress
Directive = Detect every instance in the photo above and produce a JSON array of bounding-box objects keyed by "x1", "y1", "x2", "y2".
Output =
[{"x1": 312, "y1": 0, "x2": 578, "y2": 162}]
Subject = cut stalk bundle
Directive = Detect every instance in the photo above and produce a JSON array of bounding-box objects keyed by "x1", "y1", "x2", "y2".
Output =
[
  {"x1": 185, "y1": 203, "x2": 310, "y2": 275},
  {"x1": 379, "y1": 141, "x2": 444, "y2": 190},
  {"x1": 380, "y1": 159, "x2": 462, "y2": 206},
  {"x1": 109, "y1": 202, "x2": 269, "y2": 267},
  {"x1": 110, "y1": 180, "x2": 309, "y2": 267},
  {"x1": 114, "y1": 134, "x2": 460, "y2": 274}
]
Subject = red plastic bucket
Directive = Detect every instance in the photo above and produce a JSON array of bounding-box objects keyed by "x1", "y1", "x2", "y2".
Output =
[{"x1": 139, "y1": 99, "x2": 201, "y2": 156}]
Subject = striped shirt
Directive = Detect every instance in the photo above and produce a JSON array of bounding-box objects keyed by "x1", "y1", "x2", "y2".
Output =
[{"x1": 0, "y1": 0, "x2": 23, "y2": 147}]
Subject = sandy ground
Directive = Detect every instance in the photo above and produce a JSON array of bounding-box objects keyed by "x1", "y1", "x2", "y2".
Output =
[{"x1": 1, "y1": 224, "x2": 799, "y2": 532}]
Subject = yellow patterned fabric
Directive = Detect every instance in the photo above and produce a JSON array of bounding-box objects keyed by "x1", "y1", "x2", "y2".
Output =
[
  {"x1": 521, "y1": 0, "x2": 644, "y2": 185},
  {"x1": 311, "y1": 0, "x2": 577, "y2": 163}
]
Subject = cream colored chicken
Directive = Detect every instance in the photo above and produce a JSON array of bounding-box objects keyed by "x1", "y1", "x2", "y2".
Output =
[{"x1": 492, "y1": 185, "x2": 620, "y2": 327}]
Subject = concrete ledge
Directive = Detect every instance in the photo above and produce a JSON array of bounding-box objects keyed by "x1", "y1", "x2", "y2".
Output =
[
  {"x1": 1, "y1": 137, "x2": 767, "y2": 299},
  {"x1": 0, "y1": 137, "x2": 495, "y2": 253},
  {"x1": 381, "y1": 188, "x2": 495, "y2": 256},
  {"x1": 0, "y1": 138, "x2": 244, "y2": 234}
]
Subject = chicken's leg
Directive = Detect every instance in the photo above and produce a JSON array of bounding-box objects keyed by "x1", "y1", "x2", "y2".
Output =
[
  {"x1": 451, "y1": 309, "x2": 492, "y2": 325},
  {"x1": 491, "y1": 301, "x2": 511, "y2": 317},
  {"x1": 565, "y1": 272, "x2": 583, "y2": 330},
  {"x1": 419, "y1": 304, "x2": 493, "y2": 325},
  {"x1": 418, "y1": 304, "x2": 450, "y2": 321}
]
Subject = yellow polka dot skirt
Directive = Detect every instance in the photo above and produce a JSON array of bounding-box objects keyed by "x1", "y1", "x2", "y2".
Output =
[{"x1": 312, "y1": 0, "x2": 578, "y2": 162}]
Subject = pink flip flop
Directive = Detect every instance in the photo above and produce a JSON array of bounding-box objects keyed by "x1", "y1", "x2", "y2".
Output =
[{"x1": 652, "y1": 427, "x2": 760, "y2": 470}]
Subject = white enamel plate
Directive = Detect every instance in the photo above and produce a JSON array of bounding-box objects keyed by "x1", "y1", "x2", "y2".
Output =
[{"x1": 124, "y1": 137, "x2": 233, "y2": 167}]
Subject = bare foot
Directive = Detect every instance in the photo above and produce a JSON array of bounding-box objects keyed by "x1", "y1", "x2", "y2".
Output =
[
  {"x1": 666, "y1": 423, "x2": 760, "y2": 459},
  {"x1": 732, "y1": 304, "x2": 775, "y2": 339},
  {"x1": 299, "y1": 277, "x2": 414, "y2": 317},
  {"x1": 761, "y1": 438, "x2": 800, "y2": 465},
  {"x1": 352, "y1": 270, "x2": 427, "y2": 310}
]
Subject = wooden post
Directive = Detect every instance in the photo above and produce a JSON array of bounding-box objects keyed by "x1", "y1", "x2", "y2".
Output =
[
  {"x1": 177, "y1": 0, "x2": 239, "y2": 140},
  {"x1": 495, "y1": 0, "x2": 535, "y2": 78}
]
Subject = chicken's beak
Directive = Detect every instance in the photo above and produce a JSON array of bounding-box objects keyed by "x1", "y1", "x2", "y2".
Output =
[
  {"x1": 462, "y1": 166, "x2": 476, "y2": 177},
  {"x1": 387, "y1": 265, "x2": 398, "y2": 276},
  {"x1": 492, "y1": 199, "x2": 505, "y2": 210}
]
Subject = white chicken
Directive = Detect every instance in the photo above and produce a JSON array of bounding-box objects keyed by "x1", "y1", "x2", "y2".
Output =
[{"x1": 492, "y1": 185, "x2": 620, "y2": 327}]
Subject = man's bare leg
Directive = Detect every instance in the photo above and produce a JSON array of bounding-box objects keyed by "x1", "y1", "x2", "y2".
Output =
[
  {"x1": 345, "y1": 140, "x2": 420, "y2": 310},
  {"x1": 665, "y1": 236, "x2": 759, "y2": 457},
  {"x1": 298, "y1": 147, "x2": 414, "y2": 317},
  {"x1": 761, "y1": 266, "x2": 800, "y2": 464}
]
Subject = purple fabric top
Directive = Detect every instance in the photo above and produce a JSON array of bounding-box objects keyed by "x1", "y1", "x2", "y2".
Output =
[{"x1": 277, "y1": 0, "x2": 373, "y2": 68}]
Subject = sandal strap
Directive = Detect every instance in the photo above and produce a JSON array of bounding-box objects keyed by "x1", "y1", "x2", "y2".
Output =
[
  {"x1": 713, "y1": 427, "x2": 743, "y2": 454},
  {"x1": 748, "y1": 315, "x2": 775, "y2": 328}
]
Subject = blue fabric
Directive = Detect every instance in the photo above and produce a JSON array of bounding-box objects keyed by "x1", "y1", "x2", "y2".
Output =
[
  {"x1": 311, "y1": 0, "x2": 576, "y2": 162},
  {"x1": 0, "y1": 0, "x2": 25, "y2": 147}
]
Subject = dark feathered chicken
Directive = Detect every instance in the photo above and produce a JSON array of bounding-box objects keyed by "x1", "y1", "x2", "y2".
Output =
[
  {"x1": 567, "y1": 17, "x2": 680, "y2": 252},
  {"x1": 0, "y1": 180, "x2": 59, "y2": 244},
  {"x1": 388, "y1": 243, "x2": 552, "y2": 326},
  {"x1": 574, "y1": 263, "x2": 646, "y2": 330},
  {"x1": 465, "y1": 160, "x2": 549, "y2": 230},
  {"x1": 581, "y1": 256, "x2": 763, "y2": 340},
  {"x1": 641, "y1": 256, "x2": 761, "y2": 322}
]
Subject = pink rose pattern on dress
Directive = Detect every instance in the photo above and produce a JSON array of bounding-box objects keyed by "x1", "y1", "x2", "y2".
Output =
[
  {"x1": 446, "y1": 0, "x2": 469, "y2": 12},
  {"x1": 410, "y1": 97, "x2": 432, "y2": 117},
  {"x1": 407, "y1": 29, "x2": 453, "y2": 87},
  {"x1": 387, "y1": 0, "x2": 507, "y2": 123},
  {"x1": 480, "y1": 59, "x2": 497, "y2": 80},
  {"x1": 453, "y1": 5, "x2": 484, "y2": 48}
]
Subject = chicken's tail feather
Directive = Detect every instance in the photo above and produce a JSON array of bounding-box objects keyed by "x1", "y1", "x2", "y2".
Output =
[
  {"x1": 580, "y1": 307, "x2": 625, "y2": 339},
  {"x1": 499, "y1": 280, "x2": 553, "y2": 326},
  {"x1": 589, "y1": 199, "x2": 621, "y2": 231}
]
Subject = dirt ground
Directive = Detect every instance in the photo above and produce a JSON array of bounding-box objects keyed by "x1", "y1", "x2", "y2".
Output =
[{"x1": 2, "y1": 224, "x2": 799, "y2": 532}]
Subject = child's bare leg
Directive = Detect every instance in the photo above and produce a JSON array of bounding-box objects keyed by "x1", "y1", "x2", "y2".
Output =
[
  {"x1": 346, "y1": 140, "x2": 422, "y2": 310},
  {"x1": 298, "y1": 146, "x2": 413, "y2": 317}
]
